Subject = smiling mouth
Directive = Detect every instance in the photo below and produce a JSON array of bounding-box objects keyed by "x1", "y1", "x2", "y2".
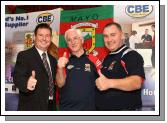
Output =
[
  {"x1": 72, "y1": 45, "x2": 77, "y2": 48},
  {"x1": 41, "y1": 40, "x2": 49, "y2": 44}
]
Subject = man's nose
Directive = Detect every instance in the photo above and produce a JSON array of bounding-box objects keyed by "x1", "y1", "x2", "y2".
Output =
[
  {"x1": 108, "y1": 36, "x2": 113, "y2": 42},
  {"x1": 42, "y1": 36, "x2": 46, "y2": 40},
  {"x1": 71, "y1": 39, "x2": 76, "y2": 44}
]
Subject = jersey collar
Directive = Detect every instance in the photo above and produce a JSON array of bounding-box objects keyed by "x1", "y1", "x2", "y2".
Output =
[
  {"x1": 109, "y1": 44, "x2": 127, "y2": 55},
  {"x1": 71, "y1": 51, "x2": 87, "y2": 59}
]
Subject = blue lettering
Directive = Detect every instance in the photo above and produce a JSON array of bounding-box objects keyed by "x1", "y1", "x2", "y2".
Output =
[
  {"x1": 135, "y1": 5, "x2": 142, "y2": 13},
  {"x1": 47, "y1": 15, "x2": 51, "y2": 21},
  {"x1": 43, "y1": 16, "x2": 48, "y2": 22},
  {"x1": 38, "y1": 17, "x2": 43, "y2": 23},
  {"x1": 127, "y1": 6, "x2": 134, "y2": 13},
  {"x1": 38, "y1": 15, "x2": 52, "y2": 23},
  {"x1": 143, "y1": 5, "x2": 149, "y2": 12}
]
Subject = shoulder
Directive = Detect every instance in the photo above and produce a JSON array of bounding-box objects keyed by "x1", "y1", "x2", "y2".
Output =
[
  {"x1": 122, "y1": 49, "x2": 144, "y2": 63},
  {"x1": 48, "y1": 53, "x2": 57, "y2": 64},
  {"x1": 87, "y1": 54, "x2": 102, "y2": 69},
  {"x1": 17, "y1": 47, "x2": 34, "y2": 58},
  {"x1": 87, "y1": 54, "x2": 101, "y2": 63},
  {"x1": 102, "y1": 54, "x2": 111, "y2": 63}
]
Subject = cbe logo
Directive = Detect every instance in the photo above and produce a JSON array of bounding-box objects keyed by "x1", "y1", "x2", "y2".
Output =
[
  {"x1": 36, "y1": 13, "x2": 54, "y2": 25},
  {"x1": 126, "y1": 5, "x2": 153, "y2": 18}
]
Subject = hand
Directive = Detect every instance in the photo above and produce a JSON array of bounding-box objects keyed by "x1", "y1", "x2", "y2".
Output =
[
  {"x1": 57, "y1": 52, "x2": 69, "y2": 69},
  {"x1": 96, "y1": 70, "x2": 111, "y2": 91},
  {"x1": 27, "y1": 70, "x2": 37, "y2": 91}
]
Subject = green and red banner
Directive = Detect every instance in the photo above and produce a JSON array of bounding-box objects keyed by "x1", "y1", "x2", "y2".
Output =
[{"x1": 58, "y1": 5, "x2": 114, "y2": 61}]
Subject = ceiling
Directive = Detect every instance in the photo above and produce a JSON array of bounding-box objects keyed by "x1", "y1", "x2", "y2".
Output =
[{"x1": 6, "y1": 5, "x2": 101, "y2": 14}]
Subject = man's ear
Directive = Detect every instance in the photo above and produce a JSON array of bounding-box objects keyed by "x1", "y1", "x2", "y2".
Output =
[
  {"x1": 121, "y1": 32, "x2": 124, "y2": 40},
  {"x1": 33, "y1": 33, "x2": 35, "y2": 43}
]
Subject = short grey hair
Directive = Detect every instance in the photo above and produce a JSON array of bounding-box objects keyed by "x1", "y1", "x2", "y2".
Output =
[{"x1": 64, "y1": 28, "x2": 83, "y2": 41}]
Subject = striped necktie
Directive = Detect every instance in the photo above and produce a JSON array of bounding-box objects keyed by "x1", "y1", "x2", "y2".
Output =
[{"x1": 42, "y1": 52, "x2": 54, "y2": 98}]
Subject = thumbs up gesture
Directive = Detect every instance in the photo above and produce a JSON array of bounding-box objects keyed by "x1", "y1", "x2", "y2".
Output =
[
  {"x1": 58, "y1": 52, "x2": 69, "y2": 69},
  {"x1": 27, "y1": 70, "x2": 37, "y2": 91},
  {"x1": 96, "y1": 70, "x2": 111, "y2": 91}
]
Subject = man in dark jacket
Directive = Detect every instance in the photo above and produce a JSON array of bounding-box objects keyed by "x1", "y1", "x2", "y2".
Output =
[{"x1": 13, "y1": 23, "x2": 57, "y2": 111}]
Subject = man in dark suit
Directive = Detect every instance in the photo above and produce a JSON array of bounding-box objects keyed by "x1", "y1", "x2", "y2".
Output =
[{"x1": 13, "y1": 23, "x2": 57, "y2": 111}]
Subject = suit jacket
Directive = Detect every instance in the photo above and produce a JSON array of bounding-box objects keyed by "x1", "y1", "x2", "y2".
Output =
[{"x1": 13, "y1": 46, "x2": 57, "y2": 111}]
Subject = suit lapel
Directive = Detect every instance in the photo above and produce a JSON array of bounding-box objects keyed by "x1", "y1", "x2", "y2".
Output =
[
  {"x1": 31, "y1": 46, "x2": 49, "y2": 77},
  {"x1": 48, "y1": 54, "x2": 56, "y2": 80}
]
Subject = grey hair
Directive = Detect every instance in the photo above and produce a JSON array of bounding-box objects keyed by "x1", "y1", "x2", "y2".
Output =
[{"x1": 64, "y1": 28, "x2": 83, "y2": 41}]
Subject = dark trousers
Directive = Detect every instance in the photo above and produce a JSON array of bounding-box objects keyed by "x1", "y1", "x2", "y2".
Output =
[
  {"x1": 151, "y1": 47, "x2": 155, "y2": 68},
  {"x1": 48, "y1": 100, "x2": 56, "y2": 111}
]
